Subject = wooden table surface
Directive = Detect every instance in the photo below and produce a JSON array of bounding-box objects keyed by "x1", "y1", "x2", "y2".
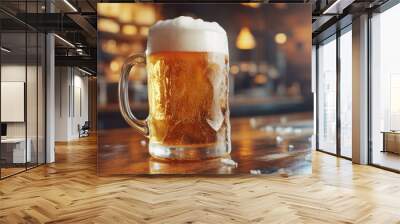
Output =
[{"x1": 97, "y1": 112, "x2": 313, "y2": 175}]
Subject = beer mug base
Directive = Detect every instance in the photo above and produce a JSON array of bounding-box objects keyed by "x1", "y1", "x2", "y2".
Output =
[{"x1": 148, "y1": 141, "x2": 231, "y2": 161}]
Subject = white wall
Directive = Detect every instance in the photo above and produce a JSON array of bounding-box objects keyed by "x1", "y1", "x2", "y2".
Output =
[
  {"x1": 72, "y1": 73, "x2": 89, "y2": 138},
  {"x1": 1, "y1": 65, "x2": 28, "y2": 138},
  {"x1": 55, "y1": 67, "x2": 89, "y2": 141},
  {"x1": 55, "y1": 67, "x2": 70, "y2": 141},
  {"x1": 1, "y1": 63, "x2": 46, "y2": 163}
]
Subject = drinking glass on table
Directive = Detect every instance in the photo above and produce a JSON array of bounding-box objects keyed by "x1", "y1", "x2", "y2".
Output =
[{"x1": 119, "y1": 16, "x2": 231, "y2": 161}]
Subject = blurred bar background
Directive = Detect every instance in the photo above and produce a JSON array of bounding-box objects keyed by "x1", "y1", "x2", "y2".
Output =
[{"x1": 97, "y1": 3, "x2": 312, "y2": 129}]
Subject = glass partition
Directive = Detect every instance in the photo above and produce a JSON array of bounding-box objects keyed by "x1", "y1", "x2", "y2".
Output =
[
  {"x1": 339, "y1": 28, "x2": 352, "y2": 158},
  {"x1": 0, "y1": 1, "x2": 46, "y2": 179},
  {"x1": 317, "y1": 36, "x2": 337, "y2": 154},
  {"x1": 371, "y1": 3, "x2": 400, "y2": 171},
  {"x1": 1, "y1": 31, "x2": 28, "y2": 177},
  {"x1": 38, "y1": 32, "x2": 45, "y2": 165},
  {"x1": 27, "y1": 30, "x2": 38, "y2": 169}
]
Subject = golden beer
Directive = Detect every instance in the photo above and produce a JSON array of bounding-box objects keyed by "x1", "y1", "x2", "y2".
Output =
[
  {"x1": 147, "y1": 51, "x2": 229, "y2": 147},
  {"x1": 119, "y1": 16, "x2": 230, "y2": 160}
]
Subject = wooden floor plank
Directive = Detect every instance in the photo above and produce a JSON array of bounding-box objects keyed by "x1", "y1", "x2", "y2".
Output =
[{"x1": 0, "y1": 135, "x2": 400, "y2": 223}]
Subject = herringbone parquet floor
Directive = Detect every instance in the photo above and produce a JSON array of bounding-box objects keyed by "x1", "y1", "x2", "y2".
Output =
[{"x1": 1, "y1": 135, "x2": 400, "y2": 224}]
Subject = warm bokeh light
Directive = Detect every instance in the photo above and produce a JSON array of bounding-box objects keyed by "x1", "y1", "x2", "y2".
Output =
[
  {"x1": 275, "y1": 33, "x2": 287, "y2": 45},
  {"x1": 97, "y1": 3, "x2": 121, "y2": 18},
  {"x1": 239, "y1": 62, "x2": 250, "y2": 72},
  {"x1": 130, "y1": 66, "x2": 147, "y2": 81},
  {"x1": 98, "y1": 19, "x2": 120, "y2": 33},
  {"x1": 99, "y1": 3, "x2": 157, "y2": 25},
  {"x1": 230, "y1": 65, "x2": 240, "y2": 75},
  {"x1": 110, "y1": 59, "x2": 122, "y2": 72},
  {"x1": 133, "y1": 6, "x2": 157, "y2": 25},
  {"x1": 139, "y1": 27, "x2": 149, "y2": 36},
  {"x1": 102, "y1": 40, "x2": 118, "y2": 54},
  {"x1": 236, "y1": 27, "x2": 256, "y2": 50},
  {"x1": 254, "y1": 74, "x2": 268, "y2": 85},
  {"x1": 240, "y1": 3, "x2": 261, "y2": 8},
  {"x1": 122, "y1": 25, "x2": 137, "y2": 35}
]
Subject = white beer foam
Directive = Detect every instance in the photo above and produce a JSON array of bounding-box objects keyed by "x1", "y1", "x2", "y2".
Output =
[{"x1": 146, "y1": 16, "x2": 228, "y2": 55}]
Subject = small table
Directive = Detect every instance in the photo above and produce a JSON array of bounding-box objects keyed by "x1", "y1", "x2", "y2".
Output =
[{"x1": 382, "y1": 131, "x2": 400, "y2": 154}]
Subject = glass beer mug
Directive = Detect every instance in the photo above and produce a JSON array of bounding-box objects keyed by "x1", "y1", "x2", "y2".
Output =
[{"x1": 119, "y1": 16, "x2": 231, "y2": 160}]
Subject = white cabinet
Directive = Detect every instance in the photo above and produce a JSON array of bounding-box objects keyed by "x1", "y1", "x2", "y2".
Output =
[{"x1": 1, "y1": 138, "x2": 32, "y2": 163}]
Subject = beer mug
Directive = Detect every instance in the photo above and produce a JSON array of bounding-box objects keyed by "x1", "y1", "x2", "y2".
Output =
[{"x1": 119, "y1": 16, "x2": 231, "y2": 160}]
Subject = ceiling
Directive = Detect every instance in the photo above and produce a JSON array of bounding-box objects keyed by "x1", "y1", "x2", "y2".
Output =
[
  {"x1": 311, "y1": 0, "x2": 389, "y2": 42},
  {"x1": 0, "y1": 0, "x2": 392, "y2": 74}
]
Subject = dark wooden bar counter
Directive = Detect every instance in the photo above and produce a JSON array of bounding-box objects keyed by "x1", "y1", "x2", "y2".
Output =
[{"x1": 98, "y1": 112, "x2": 313, "y2": 175}]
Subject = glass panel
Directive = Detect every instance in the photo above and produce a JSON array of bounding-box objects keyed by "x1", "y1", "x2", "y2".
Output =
[
  {"x1": 27, "y1": 30, "x2": 38, "y2": 169},
  {"x1": 26, "y1": 0, "x2": 39, "y2": 169},
  {"x1": 38, "y1": 32, "x2": 45, "y2": 165},
  {"x1": 0, "y1": 0, "x2": 46, "y2": 178},
  {"x1": 1, "y1": 30, "x2": 27, "y2": 177},
  {"x1": 317, "y1": 37, "x2": 337, "y2": 154},
  {"x1": 340, "y1": 29, "x2": 352, "y2": 158},
  {"x1": 371, "y1": 4, "x2": 400, "y2": 171}
]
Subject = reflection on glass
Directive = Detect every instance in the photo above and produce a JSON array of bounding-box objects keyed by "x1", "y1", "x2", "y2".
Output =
[
  {"x1": 38, "y1": 33, "x2": 46, "y2": 165},
  {"x1": 1, "y1": 32, "x2": 27, "y2": 177},
  {"x1": 371, "y1": 4, "x2": 400, "y2": 171},
  {"x1": 340, "y1": 29, "x2": 352, "y2": 158},
  {"x1": 27, "y1": 31, "x2": 38, "y2": 168},
  {"x1": 317, "y1": 37, "x2": 337, "y2": 154},
  {"x1": 0, "y1": 0, "x2": 47, "y2": 178}
]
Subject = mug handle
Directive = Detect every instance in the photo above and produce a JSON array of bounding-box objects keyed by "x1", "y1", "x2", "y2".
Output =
[{"x1": 118, "y1": 54, "x2": 149, "y2": 136}]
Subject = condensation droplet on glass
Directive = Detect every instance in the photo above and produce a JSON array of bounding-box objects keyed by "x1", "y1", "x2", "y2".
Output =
[
  {"x1": 221, "y1": 158, "x2": 238, "y2": 167},
  {"x1": 250, "y1": 169, "x2": 262, "y2": 175}
]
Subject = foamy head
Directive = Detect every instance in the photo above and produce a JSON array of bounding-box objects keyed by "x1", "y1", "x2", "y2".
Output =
[{"x1": 146, "y1": 16, "x2": 228, "y2": 55}]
